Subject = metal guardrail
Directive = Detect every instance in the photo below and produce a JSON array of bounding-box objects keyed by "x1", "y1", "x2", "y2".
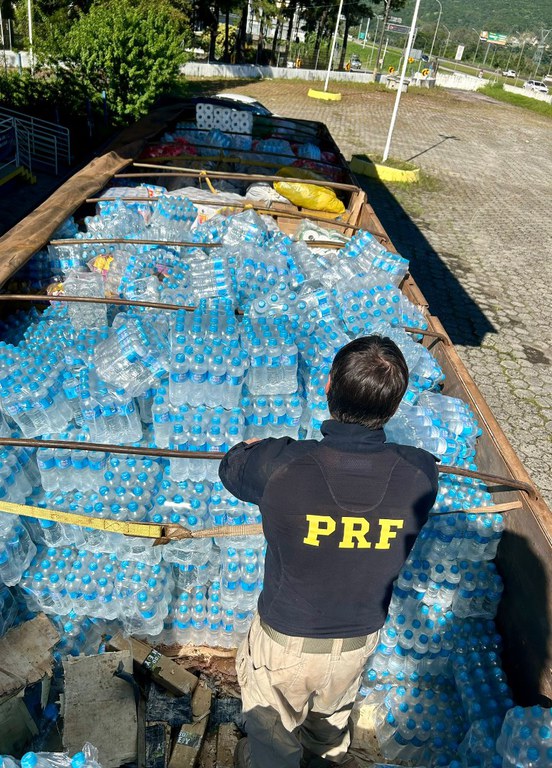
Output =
[
  {"x1": 0, "y1": 106, "x2": 71, "y2": 174},
  {"x1": 0, "y1": 116, "x2": 18, "y2": 177}
]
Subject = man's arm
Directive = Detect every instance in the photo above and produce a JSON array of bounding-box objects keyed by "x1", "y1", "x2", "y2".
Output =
[{"x1": 218, "y1": 436, "x2": 298, "y2": 505}]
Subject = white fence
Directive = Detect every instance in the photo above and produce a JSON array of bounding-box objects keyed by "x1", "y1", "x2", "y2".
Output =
[{"x1": 504, "y1": 83, "x2": 552, "y2": 105}]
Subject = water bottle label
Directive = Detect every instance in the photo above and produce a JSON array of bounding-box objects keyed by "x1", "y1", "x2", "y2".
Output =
[
  {"x1": 56, "y1": 456, "x2": 71, "y2": 470},
  {"x1": 191, "y1": 372, "x2": 207, "y2": 384},
  {"x1": 209, "y1": 374, "x2": 225, "y2": 385},
  {"x1": 171, "y1": 372, "x2": 188, "y2": 382},
  {"x1": 154, "y1": 411, "x2": 170, "y2": 424},
  {"x1": 38, "y1": 455, "x2": 55, "y2": 470},
  {"x1": 281, "y1": 355, "x2": 297, "y2": 366},
  {"x1": 83, "y1": 406, "x2": 101, "y2": 420}
]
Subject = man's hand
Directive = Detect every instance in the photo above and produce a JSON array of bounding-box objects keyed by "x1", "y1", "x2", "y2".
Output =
[{"x1": 244, "y1": 438, "x2": 261, "y2": 444}]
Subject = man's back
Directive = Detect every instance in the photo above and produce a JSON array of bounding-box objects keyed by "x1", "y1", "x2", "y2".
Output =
[{"x1": 219, "y1": 419, "x2": 438, "y2": 638}]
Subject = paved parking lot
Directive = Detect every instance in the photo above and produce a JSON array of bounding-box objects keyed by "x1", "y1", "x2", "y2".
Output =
[{"x1": 222, "y1": 80, "x2": 552, "y2": 504}]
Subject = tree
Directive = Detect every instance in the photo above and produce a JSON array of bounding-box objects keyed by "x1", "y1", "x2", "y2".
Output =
[
  {"x1": 49, "y1": 0, "x2": 189, "y2": 124},
  {"x1": 373, "y1": 0, "x2": 406, "y2": 73},
  {"x1": 338, "y1": 1, "x2": 373, "y2": 70}
]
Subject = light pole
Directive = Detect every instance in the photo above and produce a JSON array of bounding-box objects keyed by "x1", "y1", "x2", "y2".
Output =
[
  {"x1": 482, "y1": 40, "x2": 491, "y2": 66},
  {"x1": 323, "y1": 0, "x2": 344, "y2": 92},
  {"x1": 27, "y1": 0, "x2": 34, "y2": 74},
  {"x1": 428, "y1": 0, "x2": 442, "y2": 63},
  {"x1": 382, "y1": 0, "x2": 423, "y2": 162},
  {"x1": 362, "y1": 17, "x2": 370, "y2": 48},
  {"x1": 471, "y1": 28, "x2": 482, "y2": 64},
  {"x1": 374, "y1": 0, "x2": 392, "y2": 75},
  {"x1": 368, "y1": 15, "x2": 381, "y2": 71},
  {"x1": 514, "y1": 40, "x2": 526, "y2": 83},
  {"x1": 532, "y1": 29, "x2": 551, "y2": 80},
  {"x1": 439, "y1": 24, "x2": 450, "y2": 59}
]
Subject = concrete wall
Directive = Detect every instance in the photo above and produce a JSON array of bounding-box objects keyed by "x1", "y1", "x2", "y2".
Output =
[
  {"x1": 435, "y1": 72, "x2": 483, "y2": 92},
  {"x1": 0, "y1": 50, "x2": 31, "y2": 69},
  {"x1": 181, "y1": 62, "x2": 377, "y2": 84},
  {"x1": 504, "y1": 83, "x2": 552, "y2": 105}
]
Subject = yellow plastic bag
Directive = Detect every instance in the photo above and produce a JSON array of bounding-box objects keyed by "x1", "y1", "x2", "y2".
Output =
[
  {"x1": 276, "y1": 166, "x2": 326, "y2": 182},
  {"x1": 273, "y1": 181, "x2": 346, "y2": 214}
]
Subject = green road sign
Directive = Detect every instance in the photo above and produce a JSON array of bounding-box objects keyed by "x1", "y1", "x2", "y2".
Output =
[{"x1": 480, "y1": 31, "x2": 508, "y2": 45}]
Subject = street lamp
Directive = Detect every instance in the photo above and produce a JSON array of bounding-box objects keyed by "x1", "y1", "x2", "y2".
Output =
[
  {"x1": 428, "y1": 0, "x2": 442, "y2": 63},
  {"x1": 471, "y1": 28, "x2": 482, "y2": 64},
  {"x1": 323, "y1": 0, "x2": 344, "y2": 92},
  {"x1": 27, "y1": 0, "x2": 34, "y2": 74},
  {"x1": 439, "y1": 24, "x2": 450, "y2": 59}
]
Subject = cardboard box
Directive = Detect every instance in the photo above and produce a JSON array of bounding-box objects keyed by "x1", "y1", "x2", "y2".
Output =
[
  {"x1": 63, "y1": 651, "x2": 138, "y2": 768},
  {"x1": 0, "y1": 614, "x2": 59, "y2": 700}
]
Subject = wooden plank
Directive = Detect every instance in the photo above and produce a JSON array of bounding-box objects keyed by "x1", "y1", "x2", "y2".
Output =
[
  {"x1": 63, "y1": 651, "x2": 138, "y2": 768},
  {"x1": 168, "y1": 685, "x2": 212, "y2": 768},
  {"x1": 215, "y1": 724, "x2": 241, "y2": 768},
  {"x1": 196, "y1": 730, "x2": 218, "y2": 768},
  {"x1": 108, "y1": 634, "x2": 198, "y2": 696},
  {"x1": 0, "y1": 614, "x2": 59, "y2": 700}
]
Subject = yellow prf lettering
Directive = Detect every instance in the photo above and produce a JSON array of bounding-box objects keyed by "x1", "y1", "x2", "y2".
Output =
[
  {"x1": 303, "y1": 515, "x2": 336, "y2": 546},
  {"x1": 339, "y1": 517, "x2": 371, "y2": 549},
  {"x1": 375, "y1": 518, "x2": 404, "y2": 549}
]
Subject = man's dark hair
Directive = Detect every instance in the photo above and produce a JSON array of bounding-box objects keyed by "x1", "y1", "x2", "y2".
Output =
[{"x1": 327, "y1": 335, "x2": 408, "y2": 429}]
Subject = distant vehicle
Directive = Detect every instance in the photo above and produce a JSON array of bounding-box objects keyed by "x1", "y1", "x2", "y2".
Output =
[
  {"x1": 523, "y1": 80, "x2": 549, "y2": 94},
  {"x1": 350, "y1": 54, "x2": 362, "y2": 71},
  {"x1": 502, "y1": 69, "x2": 516, "y2": 78}
]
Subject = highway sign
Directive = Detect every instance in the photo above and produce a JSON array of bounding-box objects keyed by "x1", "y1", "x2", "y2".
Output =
[
  {"x1": 386, "y1": 23, "x2": 414, "y2": 35},
  {"x1": 479, "y1": 31, "x2": 508, "y2": 46}
]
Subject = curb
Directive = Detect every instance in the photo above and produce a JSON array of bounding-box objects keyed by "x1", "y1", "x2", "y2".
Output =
[
  {"x1": 307, "y1": 89, "x2": 342, "y2": 101},
  {"x1": 350, "y1": 155, "x2": 420, "y2": 183}
]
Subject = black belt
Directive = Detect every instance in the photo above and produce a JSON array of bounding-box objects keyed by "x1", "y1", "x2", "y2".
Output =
[{"x1": 260, "y1": 619, "x2": 369, "y2": 654}]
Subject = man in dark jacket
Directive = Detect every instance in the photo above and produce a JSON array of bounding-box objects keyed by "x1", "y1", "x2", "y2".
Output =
[{"x1": 219, "y1": 335, "x2": 439, "y2": 768}]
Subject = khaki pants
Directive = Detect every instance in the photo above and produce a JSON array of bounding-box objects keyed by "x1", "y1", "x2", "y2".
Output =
[{"x1": 236, "y1": 614, "x2": 379, "y2": 768}]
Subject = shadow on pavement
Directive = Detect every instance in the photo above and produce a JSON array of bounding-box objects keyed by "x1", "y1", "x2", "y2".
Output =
[
  {"x1": 358, "y1": 175, "x2": 496, "y2": 347},
  {"x1": 406, "y1": 134, "x2": 459, "y2": 163}
]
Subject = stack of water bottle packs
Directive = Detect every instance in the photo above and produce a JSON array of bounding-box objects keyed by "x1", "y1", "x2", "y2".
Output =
[
  {"x1": 0, "y1": 189, "x2": 549, "y2": 766},
  {"x1": 140, "y1": 113, "x2": 344, "y2": 181}
]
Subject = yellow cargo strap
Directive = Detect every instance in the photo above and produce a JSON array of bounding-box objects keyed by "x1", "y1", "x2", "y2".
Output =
[
  {"x1": 0, "y1": 499, "x2": 264, "y2": 546},
  {"x1": 0, "y1": 499, "x2": 163, "y2": 539},
  {"x1": 0, "y1": 498, "x2": 522, "y2": 548}
]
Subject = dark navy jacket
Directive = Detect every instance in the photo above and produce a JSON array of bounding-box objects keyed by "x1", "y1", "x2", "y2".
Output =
[{"x1": 219, "y1": 420, "x2": 439, "y2": 638}]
